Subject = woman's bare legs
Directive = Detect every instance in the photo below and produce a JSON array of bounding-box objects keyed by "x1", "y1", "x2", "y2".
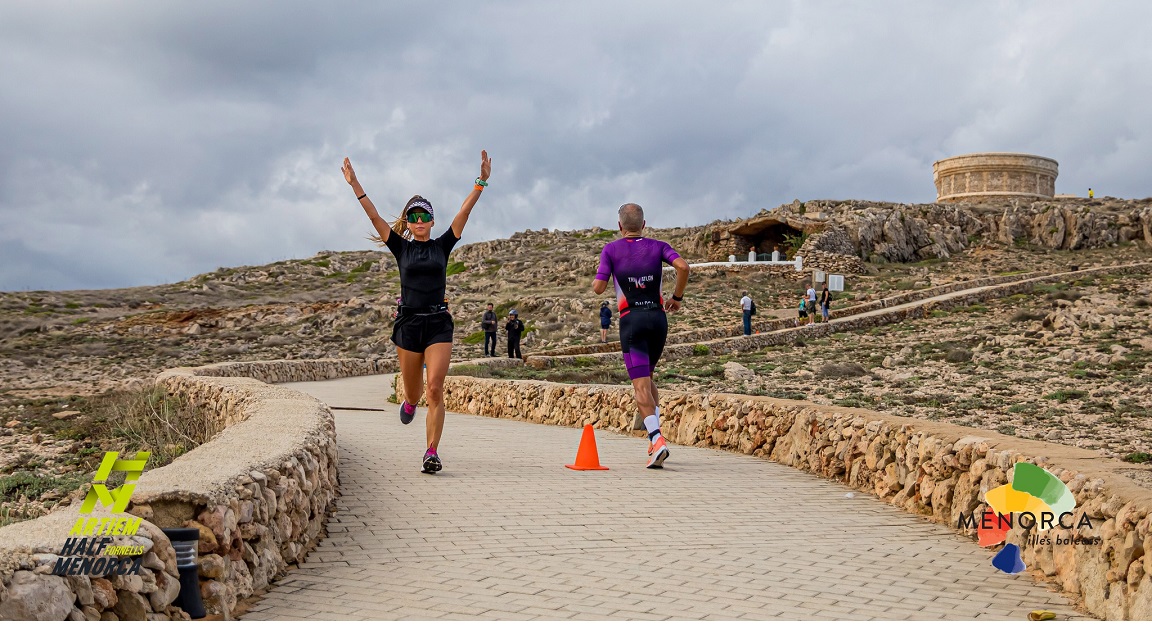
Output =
[
  {"x1": 397, "y1": 347, "x2": 425, "y2": 407},
  {"x1": 422, "y1": 342, "x2": 453, "y2": 450}
]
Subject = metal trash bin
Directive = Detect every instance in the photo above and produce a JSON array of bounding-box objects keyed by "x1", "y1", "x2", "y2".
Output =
[{"x1": 161, "y1": 527, "x2": 206, "y2": 619}]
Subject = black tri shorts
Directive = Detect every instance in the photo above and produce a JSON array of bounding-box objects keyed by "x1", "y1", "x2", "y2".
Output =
[
  {"x1": 391, "y1": 312, "x2": 454, "y2": 353},
  {"x1": 618, "y1": 308, "x2": 668, "y2": 380}
]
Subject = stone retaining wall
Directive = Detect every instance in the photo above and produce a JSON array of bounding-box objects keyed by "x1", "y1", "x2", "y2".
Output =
[
  {"x1": 0, "y1": 358, "x2": 382, "y2": 620},
  {"x1": 396, "y1": 375, "x2": 1152, "y2": 620},
  {"x1": 527, "y1": 262, "x2": 1151, "y2": 366},
  {"x1": 186, "y1": 357, "x2": 396, "y2": 383}
]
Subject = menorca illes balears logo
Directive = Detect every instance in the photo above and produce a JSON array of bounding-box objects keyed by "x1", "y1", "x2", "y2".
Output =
[{"x1": 961, "y1": 462, "x2": 1095, "y2": 574}]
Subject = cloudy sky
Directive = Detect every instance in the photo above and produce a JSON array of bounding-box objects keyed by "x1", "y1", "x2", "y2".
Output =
[{"x1": 2, "y1": 1, "x2": 1149, "y2": 291}]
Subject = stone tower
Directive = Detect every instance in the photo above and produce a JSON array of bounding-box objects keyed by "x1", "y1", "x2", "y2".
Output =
[{"x1": 933, "y1": 153, "x2": 1058, "y2": 202}]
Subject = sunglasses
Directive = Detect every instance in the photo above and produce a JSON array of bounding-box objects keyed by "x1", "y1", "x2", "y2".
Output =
[{"x1": 406, "y1": 210, "x2": 433, "y2": 223}]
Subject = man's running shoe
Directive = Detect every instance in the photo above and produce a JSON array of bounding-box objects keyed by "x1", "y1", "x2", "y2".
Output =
[
  {"x1": 400, "y1": 400, "x2": 416, "y2": 425},
  {"x1": 422, "y1": 449, "x2": 442, "y2": 474},
  {"x1": 646, "y1": 435, "x2": 669, "y2": 469}
]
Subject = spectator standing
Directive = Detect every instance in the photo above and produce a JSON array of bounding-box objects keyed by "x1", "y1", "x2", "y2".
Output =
[
  {"x1": 739, "y1": 291, "x2": 753, "y2": 335},
  {"x1": 600, "y1": 301, "x2": 612, "y2": 342},
  {"x1": 819, "y1": 284, "x2": 832, "y2": 322},
  {"x1": 481, "y1": 303, "x2": 498, "y2": 357},
  {"x1": 506, "y1": 310, "x2": 525, "y2": 359},
  {"x1": 805, "y1": 282, "x2": 817, "y2": 325}
]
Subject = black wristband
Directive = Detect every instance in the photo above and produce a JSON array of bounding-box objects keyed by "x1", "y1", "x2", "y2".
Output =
[
  {"x1": 672, "y1": 294, "x2": 683, "y2": 302},
  {"x1": 357, "y1": 193, "x2": 368, "y2": 200}
]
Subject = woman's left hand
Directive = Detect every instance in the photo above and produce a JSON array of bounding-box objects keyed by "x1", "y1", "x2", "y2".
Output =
[{"x1": 480, "y1": 150, "x2": 492, "y2": 182}]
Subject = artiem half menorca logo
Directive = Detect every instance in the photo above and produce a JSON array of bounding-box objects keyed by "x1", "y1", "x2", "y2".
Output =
[
  {"x1": 958, "y1": 462, "x2": 1095, "y2": 574},
  {"x1": 53, "y1": 451, "x2": 151, "y2": 577}
]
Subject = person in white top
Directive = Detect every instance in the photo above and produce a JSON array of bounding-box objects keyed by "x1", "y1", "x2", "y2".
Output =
[
  {"x1": 740, "y1": 291, "x2": 753, "y2": 335},
  {"x1": 805, "y1": 282, "x2": 817, "y2": 325}
]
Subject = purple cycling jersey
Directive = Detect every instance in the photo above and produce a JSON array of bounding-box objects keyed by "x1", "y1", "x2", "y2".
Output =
[{"x1": 595, "y1": 237, "x2": 681, "y2": 314}]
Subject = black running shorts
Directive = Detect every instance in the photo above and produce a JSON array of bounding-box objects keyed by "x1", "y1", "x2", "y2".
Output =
[
  {"x1": 391, "y1": 312, "x2": 454, "y2": 353},
  {"x1": 618, "y1": 308, "x2": 668, "y2": 380}
]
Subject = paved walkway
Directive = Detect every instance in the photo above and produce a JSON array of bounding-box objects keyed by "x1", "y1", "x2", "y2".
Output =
[{"x1": 241, "y1": 375, "x2": 1084, "y2": 621}]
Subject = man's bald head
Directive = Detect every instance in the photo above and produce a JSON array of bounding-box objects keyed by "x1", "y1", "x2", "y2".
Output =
[{"x1": 618, "y1": 203, "x2": 645, "y2": 232}]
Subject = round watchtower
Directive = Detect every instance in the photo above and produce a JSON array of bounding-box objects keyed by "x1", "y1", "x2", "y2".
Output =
[{"x1": 933, "y1": 153, "x2": 1058, "y2": 202}]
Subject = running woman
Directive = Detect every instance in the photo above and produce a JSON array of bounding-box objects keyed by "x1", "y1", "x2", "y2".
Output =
[
  {"x1": 343, "y1": 151, "x2": 492, "y2": 473},
  {"x1": 592, "y1": 203, "x2": 690, "y2": 468}
]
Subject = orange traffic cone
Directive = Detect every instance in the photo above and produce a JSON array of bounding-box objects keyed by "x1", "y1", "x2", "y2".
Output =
[{"x1": 565, "y1": 424, "x2": 609, "y2": 471}]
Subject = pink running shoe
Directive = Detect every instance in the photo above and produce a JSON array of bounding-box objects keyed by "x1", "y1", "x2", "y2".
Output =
[{"x1": 646, "y1": 434, "x2": 669, "y2": 469}]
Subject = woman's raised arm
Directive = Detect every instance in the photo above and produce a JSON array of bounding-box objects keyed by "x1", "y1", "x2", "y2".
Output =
[
  {"x1": 343, "y1": 157, "x2": 392, "y2": 244},
  {"x1": 450, "y1": 150, "x2": 492, "y2": 239}
]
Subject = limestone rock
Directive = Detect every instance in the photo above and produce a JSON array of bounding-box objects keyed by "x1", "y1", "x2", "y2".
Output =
[
  {"x1": 65, "y1": 575, "x2": 94, "y2": 606},
  {"x1": 148, "y1": 572, "x2": 181, "y2": 613},
  {"x1": 723, "y1": 362, "x2": 755, "y2": 381},
  {"x1": 0, "y1": 572, "x2": 74, "y2": 621},
  {"x1": 113, "y1": 590, "x2": 150, "y2": 621},
  {"x1": 198, "y1": 554, "x2": 227, "y2": 579},
  {"x1": 90, "y1": 577, "x2": 117, "y2": 610}
]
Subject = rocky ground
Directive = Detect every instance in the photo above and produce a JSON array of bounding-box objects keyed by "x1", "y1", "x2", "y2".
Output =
[
  {"x1": 2, "y1": 198, "x2": 1150, "y2": 524},
  {"x1": 1, "y1": 387, "x2": 213, "y2": 526}
]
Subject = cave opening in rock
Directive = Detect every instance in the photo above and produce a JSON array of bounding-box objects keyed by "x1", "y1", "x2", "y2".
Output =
[{"x1": 730, "y1": 220, "x2": 805, "y2": 258}]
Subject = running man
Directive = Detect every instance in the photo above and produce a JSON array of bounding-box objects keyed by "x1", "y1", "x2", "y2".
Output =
[
  {"x1": 343, "y1": 150, "x2": 492, "y2": 473},
  {"x1": 592, "y1": 203, "x2": 690, "y2": 468}
]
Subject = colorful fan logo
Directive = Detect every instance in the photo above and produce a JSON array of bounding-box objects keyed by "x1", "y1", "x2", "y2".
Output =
[{"x1": 978, "y1": 462, "x2": 1075, "y2": 574}]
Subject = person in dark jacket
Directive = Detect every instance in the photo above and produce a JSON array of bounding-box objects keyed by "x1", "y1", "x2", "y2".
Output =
[
  {"x1": 819, "y1": 285, "x2": 832, "y2": 322},
  {"x1": 506, "y1": 310, "x2": 525, "y2": 359},
  {"x1": 481, "y1": 303, "x2": 498, "y2": 356},
  {"x1": 600, "y1": 301, "x2": 612, "y2": 342}
]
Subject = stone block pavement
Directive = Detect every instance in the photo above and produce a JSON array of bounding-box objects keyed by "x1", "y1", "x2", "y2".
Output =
[{"x1": 240, "y1": 375, "x2": 1087, "y2": 621}]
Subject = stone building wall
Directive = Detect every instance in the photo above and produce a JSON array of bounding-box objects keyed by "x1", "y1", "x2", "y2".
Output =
[{"x1": 934, "y1": 153, "x2": 1059, "y2": 202}]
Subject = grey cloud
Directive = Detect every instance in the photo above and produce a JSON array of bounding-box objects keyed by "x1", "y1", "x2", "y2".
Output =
[{"x1": 1, "y1": 1, "x2": 1149, "y2": 290}]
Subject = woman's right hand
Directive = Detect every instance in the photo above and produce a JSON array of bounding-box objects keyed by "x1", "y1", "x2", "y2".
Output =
[{"x1": 342, "y1": 157, "x2": 358, "y2": 185}]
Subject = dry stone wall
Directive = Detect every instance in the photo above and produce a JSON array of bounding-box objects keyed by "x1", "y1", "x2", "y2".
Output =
[
  {"x1": 0, "y1": 358, "x2": 374, "y2": 620},
  {"x1": 396, "y1": 375, "x2": 1152, "y2": 620},
  {"x1": 186, "y1": 357, "x2": 396, "y2": 383}
]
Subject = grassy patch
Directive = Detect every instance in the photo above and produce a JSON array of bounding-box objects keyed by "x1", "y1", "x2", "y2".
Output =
[
  {"x1": 0, "y1": 471, "x2": 87, "y2": 507},
  {"x1": 945, "y1": 348, "x2": 973, "y2": 363},
  {"x1": 462, "y1": 330, "x2": 486, "y2": 345},
  {"x1": 1010, "y1": 310, "x2": 1046, "y2": 323},
  {"x1": 1043, "y1": 389, "x2": 1088, "y2": 402},
  {"x1": 1122, "y1": 452, "x2": 1151, "y2": 464},
  {"x1": 763, "y1": 390, "x2": 806, "y2": 400},
  {"x1": 495, "y1": 301, "x2": 519, "y2": 317},
  {"x1": 446, "y1": 261, "x2": 467, "y2": 276}
]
